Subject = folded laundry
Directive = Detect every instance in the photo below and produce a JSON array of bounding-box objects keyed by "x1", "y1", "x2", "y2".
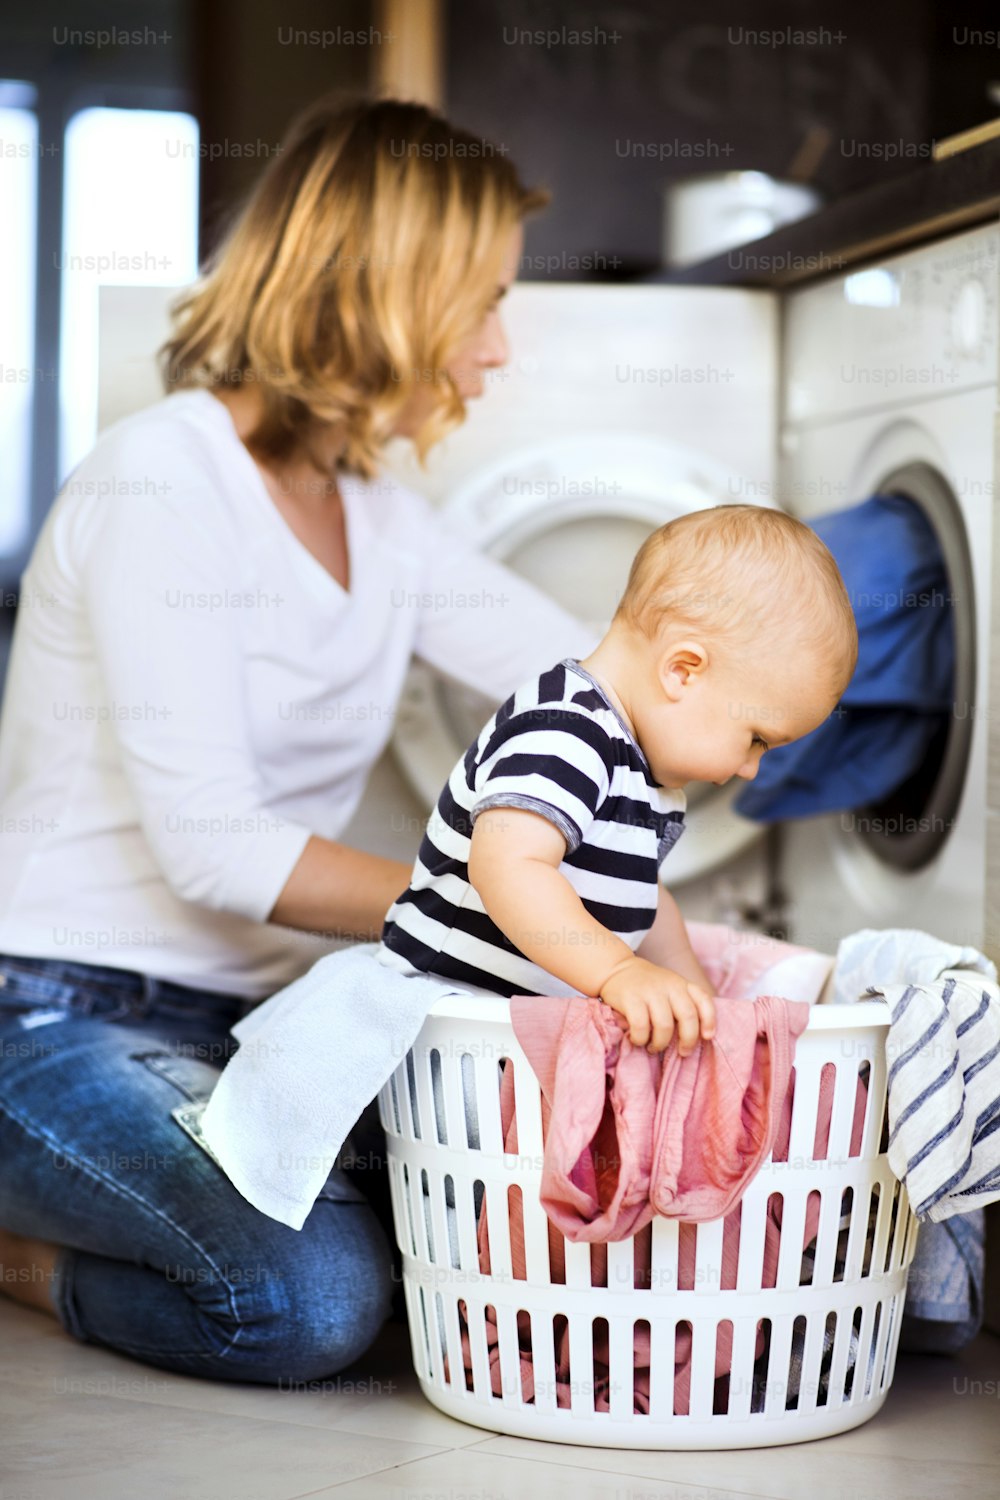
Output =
[
  {"x1": 827, "y1": 926, "x2": 998, "y2": 1352},
  {"x1": 734, "y1": 493, "x2": 955, "y2": 820},
  {"x1": 878, "y1": 970, "x2": 1000, "y2": 1223}
]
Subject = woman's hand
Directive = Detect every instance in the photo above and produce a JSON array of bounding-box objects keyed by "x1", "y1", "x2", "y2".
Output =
[{"x1": 598, "y1": 954, "x2": 716, "y2": 1055}]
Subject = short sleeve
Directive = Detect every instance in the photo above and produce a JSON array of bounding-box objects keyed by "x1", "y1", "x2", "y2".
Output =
[{"x1": 470, "y1": 709, "x2": 615, "y2": 854}]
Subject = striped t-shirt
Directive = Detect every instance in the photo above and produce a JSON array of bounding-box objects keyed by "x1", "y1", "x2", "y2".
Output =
[{"x1": 377, "y1": 657, "x2": 687, "y2": 998}]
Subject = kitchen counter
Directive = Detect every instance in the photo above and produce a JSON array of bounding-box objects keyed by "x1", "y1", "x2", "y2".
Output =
[{"x1": 642, "y1": 135, "x2": 1000, "y2": 289}]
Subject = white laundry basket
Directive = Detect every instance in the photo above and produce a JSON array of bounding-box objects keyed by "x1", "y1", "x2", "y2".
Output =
[{"x1": 377, "y1": 993, "x2": 919, "y2": 1449}]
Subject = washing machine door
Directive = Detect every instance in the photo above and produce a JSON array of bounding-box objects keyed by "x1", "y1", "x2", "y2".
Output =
[{"x1": 389, "y1": 430, "x2": 777, "y2": 884}]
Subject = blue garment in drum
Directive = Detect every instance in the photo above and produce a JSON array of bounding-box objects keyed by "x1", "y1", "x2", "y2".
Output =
[{"x1": 734, "y1": 493, "x2": 956, "y2": 821}]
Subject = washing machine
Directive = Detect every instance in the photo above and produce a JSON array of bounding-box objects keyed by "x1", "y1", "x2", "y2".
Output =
[
  {"x1": 357, "y1": 283, "x2": 782, "y2": 913},
  {"x1": 775, "y1": 219, "x2": 999, "y2": 963}
]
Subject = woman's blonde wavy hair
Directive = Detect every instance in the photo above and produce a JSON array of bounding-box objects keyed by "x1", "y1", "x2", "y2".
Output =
[{"x1": 158, "y1": 96, "x2": 548, "y2": 479}]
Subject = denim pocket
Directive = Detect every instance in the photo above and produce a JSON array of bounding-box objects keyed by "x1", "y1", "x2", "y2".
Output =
[
  {"x1": 131, "y1": 1048, "x2": 222, "y2": 1104},
  {"x1": 167, "y1": 1096, "x2": 370, "y2": 1206},
  {"x1": 0, "y1": 962, "x2": 79, "y2": 1016}
]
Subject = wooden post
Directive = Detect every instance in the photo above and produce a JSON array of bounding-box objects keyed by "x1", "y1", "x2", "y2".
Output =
[{"x1": 373, "y1": 0, "x2": 444, "y2": 108}]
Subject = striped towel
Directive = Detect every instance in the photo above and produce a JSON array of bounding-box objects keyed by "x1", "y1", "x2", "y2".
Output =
[{"x1": 879, "y1": 971, "x2": 1000, "y2": 1222}]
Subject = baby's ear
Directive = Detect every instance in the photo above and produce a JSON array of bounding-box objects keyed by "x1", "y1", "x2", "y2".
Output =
[{"x1": 657, "y1": 640, "x2": 707, "y2": 699}]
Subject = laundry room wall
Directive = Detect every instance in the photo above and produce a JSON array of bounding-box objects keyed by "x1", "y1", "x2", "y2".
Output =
[{"x1": 444, "y1": 0, "x2": 993, "y2": 276}]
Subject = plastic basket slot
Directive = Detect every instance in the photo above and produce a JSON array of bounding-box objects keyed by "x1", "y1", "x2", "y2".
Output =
[
  {"x1": 687, "y1": 1313, "x2": 718, "y2": 1419},
  {"x1": 438, "y1": 1283, "x2": 465, "y2": 1387},
  {"x1": 713, "y1": 1319, "x2": 734, "y2": 1414},
  {"x1": 864, "y1": 1300, "x2": 884, "y2": 1399},
  {"x1": 566, "y1": 1311, "x2": 594, "y2": 1417},
  {"x1": 413, "y1": 1046, "x2": 438, "y2": 1149},
  {"x1": 750, "y1": 1316, "x2": 772, "y2": 1415},
  {"x1": 862, "y1": 1041, "x2": 889, "y2": 1158},
  {"x1": 428, "y1": 1048, "x2": 446, "y2": 1142},
  {"x1": 482, "y1": 1177, "x2": 514, "y2": 1280},
  {"x1": 786, "y1": 1055, "x2": 823, "y2": 1163},
  {"x1": 458, "y1": 1294, "x2": 491, "y2": 1396},
  {"x1": 399, "y1": 1160, "x2": 418, "y2": 1257},
  {"x1": 406, "y1": 1277, "x2": 432, "y2": 1379},
  {"x1": 783, "y1": 1313, "x2": 808, "y2": 1411},
  {"x1": 882, "y1": 1179, "x2": 903, "y2": 1273},
  {"x1": 385, "y1": 1069, "x2": 402, "y2": 1135},
  {"x1": 419, "y1": 1167, "x2": 437, "y2": 1264},
  {"x1": 494, "y1": 1300, "x2": 523, "y2": 1408},
  {"x1": 404, "y1": 1050, "x2": 421, "y2": 1140},
  {"x1": 852, "y1": 1060, "x2": 872, "y2": 1156},
  {"x1": 817, "y1": 1310, "x2": 837, "y2": 1406},
  {"x1": 724, "y1": 1315, "x2": 759, "y2": 1420},
  {"x1": 638, "y1": 1326, "x2": 653, "y2": 1416},
  {"x1": 794, "y1": 1309, "x2": 827, "y2": 1414},
  {"x1": 843, "y1": 1183, "x2": 874, "y2": 1281},
  {"x1": 830, "y1": 1056, "x2": 864, "y2": 1162},
  {"x1": 453, "y1": 1173, "x2": 480, "y2": 1271},
  {"x1": 861, "y1": 1182, "x2": 880, "y2": 1277},
  {"x1": 459, "y1": 1051, "x2": 480, "y2": 1149},
  {"x1": 735, "y1": 1184, "x2": 769, "y2": 1292},
  {"x1": 763, "y1": 1313, "x2": 795, "y2": 1418},
  {"x1": 643, "y1": 1315, "x2": 673, "y2": 1421},
  {"x1": 674, "y1": 1319, "x2": 695, "y2": 1417},
  {"x1": 846, "y1": 1304, "x2": 866, "y2": 1401},
  {"x1": 509, "y1": 1043, "x2": 545, "y2": 1165},
  {"x1": 798, "y1": 1190, "x2": 821, "y2": 1285}
]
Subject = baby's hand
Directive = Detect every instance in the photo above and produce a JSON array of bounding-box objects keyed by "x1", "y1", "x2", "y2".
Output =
[{"x1": 598, "y1": 955, "x2": 716, "y2": 1055}]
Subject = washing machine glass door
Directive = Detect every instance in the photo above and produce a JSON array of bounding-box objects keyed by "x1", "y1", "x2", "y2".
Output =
[
  {"x1": 836, "y1": 457, "x2": 976, "y2": 874},
  {"x1": 390, "y1": 431, "x2": 776, "y2": 884}
]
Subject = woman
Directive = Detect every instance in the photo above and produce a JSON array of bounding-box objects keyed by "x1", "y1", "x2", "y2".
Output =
[{"x1": 0, "y1": 96, "x2": 596, "y2": 1383}]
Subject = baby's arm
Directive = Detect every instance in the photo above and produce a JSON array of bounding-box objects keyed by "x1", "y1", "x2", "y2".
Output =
[
  {"x1": 468, "y1": 807, "x2": 715, "y2": 1054},
  {"x1": 636, "y1": 884, "x2": 716, "y2": 998}
]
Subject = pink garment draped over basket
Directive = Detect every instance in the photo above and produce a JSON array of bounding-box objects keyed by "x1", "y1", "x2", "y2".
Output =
[{"x1": 447, "y1": 924, "x2": 868, "y2": 1414}]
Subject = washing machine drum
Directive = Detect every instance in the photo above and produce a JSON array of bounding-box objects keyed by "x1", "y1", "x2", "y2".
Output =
[{"x1": 389, "y1": 433, "x2": 772, "y2": 884}]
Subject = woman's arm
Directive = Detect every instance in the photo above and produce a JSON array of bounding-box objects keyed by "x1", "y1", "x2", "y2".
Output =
[{"x1": 267, "y1": 835, "x2": 412, "y2": 940}]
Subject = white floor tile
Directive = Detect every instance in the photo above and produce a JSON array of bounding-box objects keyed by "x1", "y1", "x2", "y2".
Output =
[{"x1": 1, "y1": 1297, "x2": 997, "y2": 1500}]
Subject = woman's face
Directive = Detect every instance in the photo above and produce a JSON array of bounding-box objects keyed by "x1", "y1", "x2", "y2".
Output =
[{"x1": 392, "y1": 222, "x2": 524, "y2": 436}]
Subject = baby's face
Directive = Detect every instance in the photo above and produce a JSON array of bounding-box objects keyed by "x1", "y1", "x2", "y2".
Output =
[{"x1": 637, "y1": 641, "x2": 842, "y2": 792}]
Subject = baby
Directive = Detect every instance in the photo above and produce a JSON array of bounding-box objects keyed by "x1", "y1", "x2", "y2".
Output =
[{"x1": 377, "y1": 503, "x2": 858, "y2": 1055}]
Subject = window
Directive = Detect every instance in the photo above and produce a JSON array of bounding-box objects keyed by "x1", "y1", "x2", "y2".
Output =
[
  {"x1": 59, "y1": 106, "x2": 199, "y2": 481},
  {"x1": 0, "y1": 83, "x2": 39, "y2": 558}
]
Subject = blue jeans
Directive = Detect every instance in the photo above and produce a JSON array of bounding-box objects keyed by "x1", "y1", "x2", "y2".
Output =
[{"x1": 0, "y1": 952, "x2": 396, "y2": 1384}]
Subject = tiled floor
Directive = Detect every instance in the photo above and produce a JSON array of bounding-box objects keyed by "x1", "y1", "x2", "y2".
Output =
[{"x1": 0, "y1": 1299, "x2": 997, "y2": 1499}]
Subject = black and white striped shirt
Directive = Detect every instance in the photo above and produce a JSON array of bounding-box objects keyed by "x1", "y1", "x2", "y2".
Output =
[{"x1": 377, "y1": 658, "x2": 687, "y2": 999}]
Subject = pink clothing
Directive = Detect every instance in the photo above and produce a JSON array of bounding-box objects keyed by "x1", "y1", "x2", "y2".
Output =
[
  {"x1": 507, "y1": 990, "x2": 809, "y2": 1241},
  {"x1": 446, "y1": 924, "x2": 867, "y2": 1413}
]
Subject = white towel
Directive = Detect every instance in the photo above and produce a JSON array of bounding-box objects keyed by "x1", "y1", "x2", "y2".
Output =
[
  {"x1": 197, "y1": 942, "x2": 466, "y2": 1230},
  {"x1": 831, "y1": 927, "x2": 996, "y2": 1005},
  {"x1": 829, "y1": 927, "x2": 1000, "y2": 1223}
]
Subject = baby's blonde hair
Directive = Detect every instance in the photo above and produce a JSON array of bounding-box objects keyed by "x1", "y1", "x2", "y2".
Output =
[
  {"x1": 614, "y1": 504, "x2": 858, "y2": 692},
  {"x1": 159, "y1": 96, "x2": 548, "y2": 480}
]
